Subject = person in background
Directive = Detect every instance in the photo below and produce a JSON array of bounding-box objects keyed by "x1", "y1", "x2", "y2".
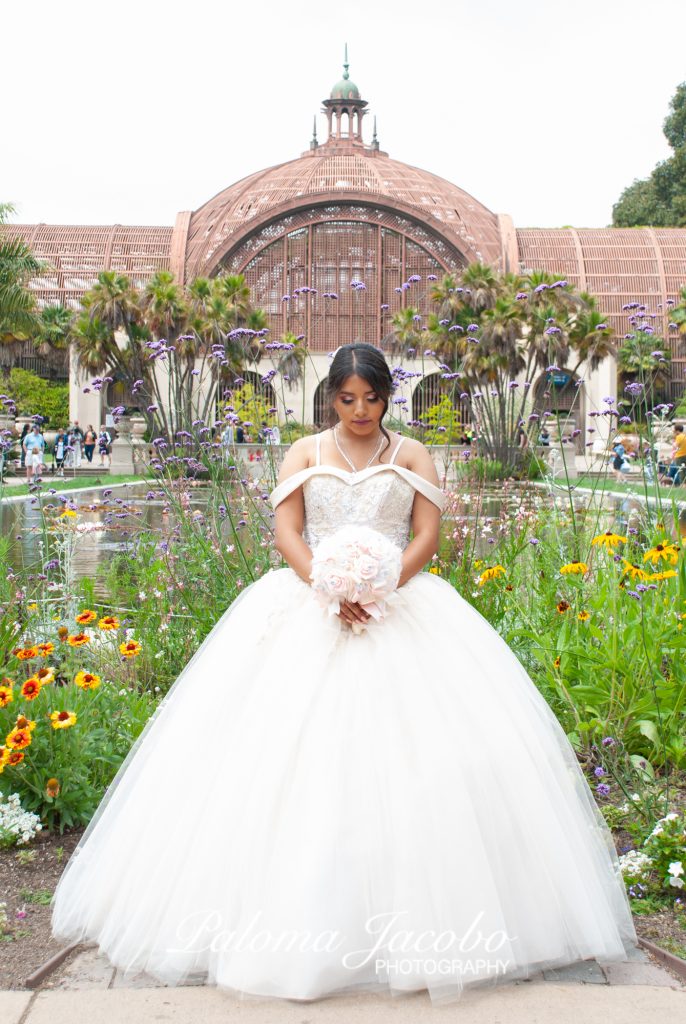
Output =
[
  {"x1": 54, "y1": 428, "x2": 67, "y2": 477},
  {"x1": 672, "y1": 422, "x2": 686, "y2": 485},
  {"x1": 98, "y1": 425, "x2": 112, "y2": 467},
  {"x1": 23, "y1": 423, "x2": 45, "y2": 481},
  {"x1": 269, "y1": 422, "x2": 281, "y2": 446},
  {"x1": 236, "y1": 424, "x2": 245, "y2": 444},
  {"x1": 84, "y1": 424, "x2": 97, "y2": 463},
  {"x1": 18, "y1": 422, "x2": 30, "y2": 468},
  {"x1": 611, "y1": 439, "x2": 630, "y2": 483},
  {"x1": 539, "y1": 425, "x2": 551, "y2": 447},
  {"x1": 71, "y1": 420, "x2": 84, "y2": 468}
]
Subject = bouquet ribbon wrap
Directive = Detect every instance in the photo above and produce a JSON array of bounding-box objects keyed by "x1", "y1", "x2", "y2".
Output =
[{"x1": 309, "y1": 525, "x2": 403, "y2": 634}]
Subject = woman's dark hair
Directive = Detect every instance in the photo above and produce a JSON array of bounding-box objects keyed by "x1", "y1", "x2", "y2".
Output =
[{"x1": 323, "y1": 343, "x2": 394, "y2": 462}]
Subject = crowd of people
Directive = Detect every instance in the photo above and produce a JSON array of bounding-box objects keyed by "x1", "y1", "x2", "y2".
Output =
[
  {"x1": 611, "y1": 423, "x2": 686, "y2": 485},
  {"x1": 18, "y1": 421, "x2": 113, "y2": 480}
]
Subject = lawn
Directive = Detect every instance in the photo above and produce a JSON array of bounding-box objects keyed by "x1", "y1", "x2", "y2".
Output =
[{"x1": 0, "y1": 474, "x2": 149, "y2": 499}]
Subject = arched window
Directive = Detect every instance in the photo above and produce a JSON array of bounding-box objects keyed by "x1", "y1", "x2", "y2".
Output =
[
  {"x1": 533, "y1": 369, "x2": 585, "y2": 452},
  {"x1": 412, "y1": 372, "x2": 471, "y2": 430}
]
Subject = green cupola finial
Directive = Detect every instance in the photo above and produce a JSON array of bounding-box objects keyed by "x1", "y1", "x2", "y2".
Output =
[{"x1": 343, "y1": 42, "x2": 349, "y2": 80}]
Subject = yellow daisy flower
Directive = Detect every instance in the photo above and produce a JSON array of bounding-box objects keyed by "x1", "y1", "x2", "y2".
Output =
[
  {"x1": 591, "y1": 531, "x2": 627, "y2": 552},
  {"x1": 58, "y1": 509, "x2": 77, "y2": 519},
  {"x1": 35, "y1": 666, "x2": 55, "y2": 685},
  {"x1": 75, "y1": 609, "x2": 97, "y2": 625},
  {"x1": 560, "y1": 561, "x2": 588, "y2": 575},
  {"x1": 553, "y1": 656, "x2": 561, "y2": 669},
  {"x1": 119, "y1": 640, "x2": 142, "y2": 659},
  {"x1": 621, "y1": 560, "x2": 649, "y2": 582},
  {"x1": 50, "y1": 710, "x2": 77, "y2": 730},
  {"x1": 643, "y1": 541, "x2": 679, "y2": 566},
  {"x1": 36, "y1": 642, "x2": 55, "y2": 656},
  {"x1": 0, "y1": 685, "x2": 13, "y2": 708},
  {"x1": 578, "y1": 610, "x2": 590, "y2": 621},
  {"x1": 478, "y1": 565, "x2": 506, "y2": 585},
  {"x1": 74, "y1": 671, "x2": 101, "y2": 691},
  {"x1": 14, "y1": 714, "x2": 36, "y2": 732},
  {"x1": 648, "y1": 570, "x2": 678, "y2": 581}
]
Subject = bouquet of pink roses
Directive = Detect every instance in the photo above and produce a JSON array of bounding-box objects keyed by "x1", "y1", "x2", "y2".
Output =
[{"x1": 309, "y1": 525, "x2": 403, "y2": 634}]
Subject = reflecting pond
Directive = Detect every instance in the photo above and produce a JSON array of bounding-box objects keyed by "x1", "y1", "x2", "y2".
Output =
[{"x1": 2, "y1": 477, "x2": 686, "y2": 599}]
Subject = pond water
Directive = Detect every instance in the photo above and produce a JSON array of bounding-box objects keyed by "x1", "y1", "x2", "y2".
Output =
[{"x1": 2, "y1": 477, "x2": 685, "y2": 598}]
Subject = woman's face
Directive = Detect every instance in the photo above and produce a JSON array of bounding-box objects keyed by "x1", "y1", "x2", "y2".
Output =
[{"x1": 332, "y1": 374, "x2": 384, "y2": 437}]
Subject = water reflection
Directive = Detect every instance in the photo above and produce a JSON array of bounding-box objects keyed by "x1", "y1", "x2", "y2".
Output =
[{"x1": 2, "y1": 478, "x2": 685, "y2": 594}]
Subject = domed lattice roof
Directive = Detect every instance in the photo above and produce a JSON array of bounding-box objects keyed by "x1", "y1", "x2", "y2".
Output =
[{"x1": 183, "y1": 148, "x2": 502, "y2": 280}]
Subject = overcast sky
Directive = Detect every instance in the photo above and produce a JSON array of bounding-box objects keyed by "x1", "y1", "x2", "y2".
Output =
[{"x1": 5, "y1": 0, "x2": 684, "y2": 229}]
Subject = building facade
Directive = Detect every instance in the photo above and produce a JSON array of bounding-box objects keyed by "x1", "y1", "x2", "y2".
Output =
[{"x1": 6, "y1": 59, "x2": 686, "y2": 436}]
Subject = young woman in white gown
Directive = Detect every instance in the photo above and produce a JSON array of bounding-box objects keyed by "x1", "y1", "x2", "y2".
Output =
[{"x1": 50, "y1": 342, "x2": 638, "y2": 1005}]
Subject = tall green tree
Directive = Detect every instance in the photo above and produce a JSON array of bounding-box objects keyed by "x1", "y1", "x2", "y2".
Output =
[
  {"x1": 0, "y1": 203, "x2": 42, "y2": 345},
  {"x1": 613, "y1": 82, "x2": 686, "y2": 226}
]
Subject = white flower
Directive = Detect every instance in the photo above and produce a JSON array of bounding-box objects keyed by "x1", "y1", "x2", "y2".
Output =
[
  {"x1": 668, "y1": 861, "x2": 684, "y2": 877},
  {"x1": 138, "y1": 591, "x2": 147, "y2": 601},
  {"x1": 618, "y1": 849, "x2": 653, "y2": 879},
  {"x1": 668, "y1": 876, "x2": 684, "y2": 888}
]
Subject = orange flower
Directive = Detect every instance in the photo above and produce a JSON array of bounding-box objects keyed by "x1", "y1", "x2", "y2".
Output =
[
  {"x1": 553, "y1": 656, "x2": 561, "y2": 669},
  {"x1": 46, "y1": 777, "x2": 60, "y2": 798},
  {"x1": 76, "y1": 609, "x2": 97, "y2": 625},
  {"x1": 578, "y1": 610, "x2": 590, "y2": 621},
  {"x1": 98, "y1": 615, "x2": 120, "y2": 631},
  {"x1": 16, "y1": 647, "x2": 39, "y2": 661},
  {"x1": 119, "y1": 639, "x2": 142, "y2": 659},
  {"x1": 74, "y1": 671, "x2": 101, "y2": 691},
  {"x1": 0, "y1": 684, "x2": 13, "y2": 708},
  {"x1": 20, "y1": 677, "x2": 42, "y2": 701},
  {"x1": 7, "y1": 750, "x2": 24, "y2": 767},
  {"x1": 57, "y1": 626, "x2": 69, "y2": 641},
  {"x1": 556, "y1": 600, "x2": 570, "y2": 613},
  {"x1": 6, "y1": 727, "x2": 32, "y2": 750},
  {"x1": 35, "y1": 666, "x2": 55, "y2": 685},
  {"x1": 15, "y1": 714, "x2": 36, "y2": 732},
  {"x1": 36, "y1": 642, "x2": 55, "y2": 656},
  {"x1": 67, "y1": 633, "x2": 90, "y2": 647}
]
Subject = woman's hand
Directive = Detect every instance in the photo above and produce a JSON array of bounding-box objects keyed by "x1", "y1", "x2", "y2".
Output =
[{"x1": 337, "y1": 600, "x2": 371, "y2": 628}]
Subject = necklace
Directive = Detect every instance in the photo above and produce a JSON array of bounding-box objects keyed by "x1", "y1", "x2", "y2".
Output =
[{"x1": 333, "y1": 423, "x2": 384, "y2": 477}]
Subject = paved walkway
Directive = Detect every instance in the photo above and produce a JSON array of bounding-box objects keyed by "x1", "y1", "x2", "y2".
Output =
[{"x1": 2, "y1": 942, "x2": 683, "y2": 1023}]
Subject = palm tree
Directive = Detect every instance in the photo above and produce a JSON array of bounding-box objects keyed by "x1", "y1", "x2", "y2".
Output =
[
  {"x1": 35, "y1": 304, "x2": 74, "y2": 377},
  {"x1": 0, "y1": 202, "x2": 42, "y2": 345}
]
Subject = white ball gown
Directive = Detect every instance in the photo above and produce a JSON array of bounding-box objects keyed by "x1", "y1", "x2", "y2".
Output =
[{"x1": 50, "y1": 431, "x2": 638, "y2": 1005}]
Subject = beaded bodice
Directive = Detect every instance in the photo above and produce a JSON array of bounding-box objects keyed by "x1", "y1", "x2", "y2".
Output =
[{"x1": 268, "y1": 432, "x2": 446, "y2": 552}]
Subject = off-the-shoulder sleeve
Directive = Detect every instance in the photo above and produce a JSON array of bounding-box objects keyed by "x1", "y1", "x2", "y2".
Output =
[
  {"x1": 393, "y1": 466, "x2": 447, "y2": 512},
  {"x1": 268, "y1": 467, "x2": 312, "y2": 510}
]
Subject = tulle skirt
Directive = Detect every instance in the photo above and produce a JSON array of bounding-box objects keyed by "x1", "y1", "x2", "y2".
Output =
[{"x1": 50, "y1": 567, "x2": 637, "y2": 1005}]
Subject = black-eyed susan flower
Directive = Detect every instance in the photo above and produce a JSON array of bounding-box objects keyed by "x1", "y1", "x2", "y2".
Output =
[
  {"x1": 553, "y1": 656, "x2": 561, "y2": 669},
  {"x1": 36, "y1": 642, "x2": 55, "y2": 656},
  {"x1": 591, "y1": 531, "x2": 627, "y2": 553},
  {"x1": 67, "y1": 633, "x2": 90, "y2": 648},
  {"x1": 578, "y1": 610, "x2": 590, "y2": 621},
  {"x1": 643, "y1": 541, "x2": 679, "y2": 566},
  {"x1": 648, "y1": 570, "x2": 678, "y2": 581},
  {"x1": 50, "y1": 710, "x2": 77, "y2": 730},
  {"x1": 16, "y1": 647, "x2": 39, "y2": 661},
  {"x1": 35, "y1": 666, "x2": 55, "y2": 685},
  {"x1": 58, "y1": 509, "x2": 77, "y2": 519},
  {"x1": 560, "y1": 561, "x2": 588, "y2": 575},
  {"x1": 0, "y1": 684, "x2": 13, "y2": 708},
  {"x1": 5, "y1": 727, "x2": 32, "y2": 750},
  {"x1": 20, "y1": 677, "x2": 42, "y2": 701},
  {"x1": 75, "y1": 609, "x2": 97, "y2": 625},
  {"x1": 478, "y1": 565, "x2": 506, "y2": 585},
  {"x1": 74, "y1": 671, "x2": 101, "y2": 691},
  {"x1": 556, "y1": 600, "x2": 570, "y2": 613},
  {"x1": 119, "y1": 640, "x2": 142, "y2": 659},
  {"x1": 98, "y1": 615, "x2": 120, "y2": 631},
  {"x1": 621, "y1": 560, "x2": 649, "y2": 582}
]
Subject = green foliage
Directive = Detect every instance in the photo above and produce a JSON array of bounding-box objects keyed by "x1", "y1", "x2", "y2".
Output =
[
  {"x1": 0, "y1": 367, "x2": 69, "y2": 427},
  {"x1": 222, "y1": 380, "x2": 276, "y2": 437},
  {"x1": 613, "y1": 82, "x2": 686, "y2": 227},
  {"x1": 422, "y1": 395, "x2": 463, "y2": 443}
]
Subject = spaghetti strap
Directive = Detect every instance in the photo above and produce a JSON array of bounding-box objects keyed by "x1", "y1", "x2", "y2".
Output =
[{"x1": 390, "y1": 435, "x2": 405, "y2": 465}]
